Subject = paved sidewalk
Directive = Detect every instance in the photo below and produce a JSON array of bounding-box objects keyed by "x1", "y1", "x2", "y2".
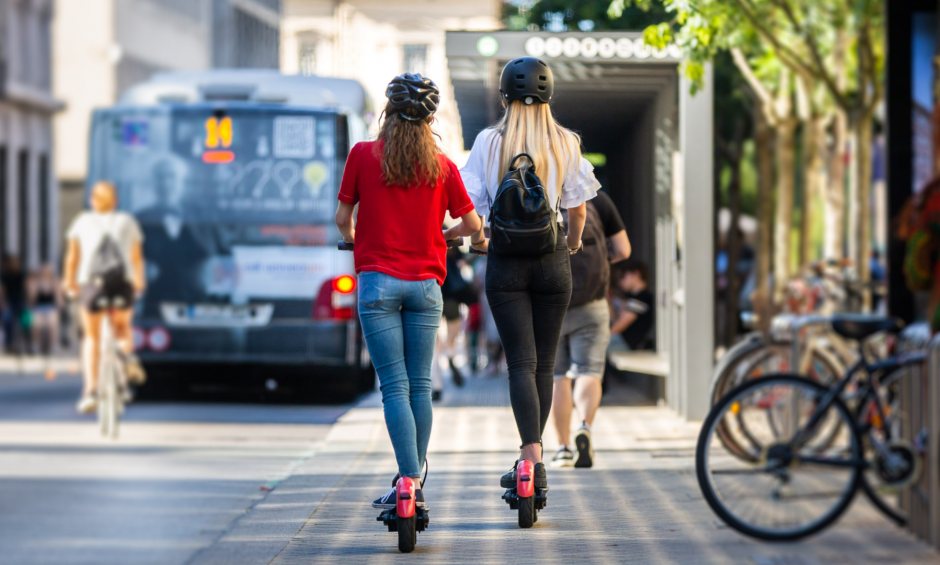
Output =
[{"x1": 194, "y1": 375, "x2": 939, "y2": 564}]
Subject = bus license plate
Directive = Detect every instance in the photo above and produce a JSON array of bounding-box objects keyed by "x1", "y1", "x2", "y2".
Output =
[{"x1": 161, "y1": 303, "x2": 274, "y2": 327}]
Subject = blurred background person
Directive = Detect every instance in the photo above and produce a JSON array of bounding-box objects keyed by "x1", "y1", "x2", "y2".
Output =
[
  {"x1": 609, "y1": 260, "x2": 655, "y2": 352},
  {"x1": 28, "y1": 264, "x2": 64, "y2": 357},
  {"x1": 1, "y1": 254, "x2": 30, "y2": 354},
  {"x1": 440, "y1": 245, "x2": 476, "y2": 385},
  {"x1": 63, "y1": 181, "x2": 146, "y2": 414},
  {"x1": 473, "y1": 254, "x2": 504, "y2": 376},
  {"x1": 551, "y1": 190, "x2": 631, "y2": 468}
]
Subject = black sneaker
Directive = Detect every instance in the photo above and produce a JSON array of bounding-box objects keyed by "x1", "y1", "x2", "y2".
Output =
[
  {"x1": 500, "y1": 460, "x2": 519, "y2": 489},
  {"x1": 372, "y1": 487, "x2": 397, "y2": 508},
  {"x1": 415, "y1": 488, "x2": 425, "y2": 507},
  {"x1": 500, "y1": 460, "x2": 548, "y2": 489},
  {"x1": 534, "y1": 462, "x2": 548, "y2": 489},
  {"x1": 449, "y1": 359, "x2": 464, "y2": 387},
  {"x1": 551, "y1": 446, "x2": 574, "y2": 467},
  {"x1": 574, "y1": 423, "x2": 594, "y2": 468},
  {"x1": 431, "y1": 390, "x2": 442, "y2": 402}
]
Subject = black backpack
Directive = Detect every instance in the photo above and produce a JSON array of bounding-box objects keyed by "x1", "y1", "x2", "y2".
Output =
[
  {"x1": 566, "y1": 200, "x2": 609, "y2": 307},
  {"x1": 89, "y1": 234, "x2": 126, "y2": 288},
  {"x1": 487, "y1": 153, "x2": 559, "y2": 256}
]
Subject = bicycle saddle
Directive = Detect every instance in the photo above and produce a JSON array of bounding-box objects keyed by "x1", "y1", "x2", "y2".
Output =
[{"x1": 830, "y1": 314, "x2": 903, "y2": 341}]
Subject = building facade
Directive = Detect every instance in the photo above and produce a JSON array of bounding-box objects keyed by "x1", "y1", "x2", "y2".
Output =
[
  {"x1": 53, "y1": 0, "x2": 281, "y2": 236},
  {"x1": 280, "y1": 0, "x2": 501, "y2": 160},
  {"x1": 0, "y1": 0, "x2": 62, "y2": 269}
]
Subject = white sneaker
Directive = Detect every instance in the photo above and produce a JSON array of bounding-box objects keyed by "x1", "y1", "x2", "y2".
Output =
[
  {"x1": 76, "y1": 394, "x2": 97, "y2": 414},
  {"x1": 574, "y1": 423, "x2": 594, "y2": 468},
  {"x1": 551, "y1": 446, "x2": 575, "y2": 467}
]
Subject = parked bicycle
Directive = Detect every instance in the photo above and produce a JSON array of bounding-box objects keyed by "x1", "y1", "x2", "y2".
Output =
[{"x1": 697, "y1": 314, "x2": 922, "y2": 540}]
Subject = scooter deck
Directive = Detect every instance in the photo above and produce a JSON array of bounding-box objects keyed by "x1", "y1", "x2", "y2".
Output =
[
  {"x1": 502, "y1": 487, "x2": 548, "y2": 510},
  {"x1": 377, "y1": 506, "x2": 430, "y2": 532}
]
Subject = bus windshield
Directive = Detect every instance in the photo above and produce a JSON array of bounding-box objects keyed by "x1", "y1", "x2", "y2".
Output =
[
  {"x1": 90, "y1": 106, "x2": 338, "y2": 226},
  {"x1": 88, "y1": 105, "x2": 345, "y2": 315}
]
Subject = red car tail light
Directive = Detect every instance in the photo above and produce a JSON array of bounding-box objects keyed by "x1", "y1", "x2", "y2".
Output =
[
  {"x1": 333, "y1": 275, "x2": 356, "y2": 294},
  {"x1": 314, "y1": 275, "x2": 357, "y2": 320}
]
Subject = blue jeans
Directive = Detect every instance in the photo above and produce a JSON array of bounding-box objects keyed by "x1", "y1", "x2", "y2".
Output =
[{"x1": 358, "y1": 271, "x2": 443, "y2": 479}]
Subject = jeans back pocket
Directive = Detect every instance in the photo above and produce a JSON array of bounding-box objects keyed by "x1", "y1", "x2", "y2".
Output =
[
  {"x1": 358, "y1": 272, "x2": 386, "y2": 309},
  {"x1": 485, "y1": 255, "x2": 519, "y2": 290},
  {"x1": 422, "y1": 279, "x2": 443, "y2": 306},
  {"x1": 540, "y1": 248, "x2": 571, "y2": 288}
]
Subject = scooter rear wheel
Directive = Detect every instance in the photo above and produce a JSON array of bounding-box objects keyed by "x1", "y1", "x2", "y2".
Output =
[
  {"x1": 397, "y1": 514, "x2": 416, "y2": 552},
  {"x1": 518, "y1": 495, "x2": 535, "y2": 528}
]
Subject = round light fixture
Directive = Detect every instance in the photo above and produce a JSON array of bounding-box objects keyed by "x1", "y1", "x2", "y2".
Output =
[{"x1": 476, "y1": 36, "x2": 499, "y2": 57}]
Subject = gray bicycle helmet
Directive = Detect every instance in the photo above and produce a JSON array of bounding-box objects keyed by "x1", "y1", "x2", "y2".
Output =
[
  {"x1": 386, "y1": 73, "x2": 440, "y2": 121},
  {"x1": 499, "y1": 57, "x2": 553, "y2": 104}
]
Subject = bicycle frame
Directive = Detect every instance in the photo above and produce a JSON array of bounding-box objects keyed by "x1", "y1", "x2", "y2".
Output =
[{"x1": 790, "y1": 344, "x2": 925, "y2": 466}]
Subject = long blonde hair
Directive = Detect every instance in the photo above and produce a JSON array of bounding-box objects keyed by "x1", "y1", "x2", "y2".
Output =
[{"x1": 487, "y1": 101, "x2": 582, "y2": 197}]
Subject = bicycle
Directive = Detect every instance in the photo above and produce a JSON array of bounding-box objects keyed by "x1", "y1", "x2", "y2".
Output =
[
  {"x1": 697, "y1": 314, "x2": 923, "y2": 540},
  {"x1": 66, "y1": 290, "x2": 127, "y2": 439},
  {"x1": 97, "y1": 313, "x2": 125, "y2": 439}
]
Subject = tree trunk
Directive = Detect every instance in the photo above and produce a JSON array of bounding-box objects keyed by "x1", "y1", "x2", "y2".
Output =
[
  {"x1": 825, "y1": 109, "x2": 847, "y2": 259},
  {"x1": 856, "y1": 115, "x2": 874, "y2": 310},
  {"x1": 800, "y1": 115, "x2": 827, "y2": 266},
  {"x1": 773, "y1": 119, "x2": 797, "y2": 304},
  {"x1": 726, "y1": 155, "x2": 742, "y2": 346},
  {"x1": 755, "y1": 114, "x2": 775, "y2": 330}
]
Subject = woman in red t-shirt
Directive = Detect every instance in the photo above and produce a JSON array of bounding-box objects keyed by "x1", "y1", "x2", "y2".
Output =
[{"x1": 335, "y1": 74, "x2": 481, "y2": 510}]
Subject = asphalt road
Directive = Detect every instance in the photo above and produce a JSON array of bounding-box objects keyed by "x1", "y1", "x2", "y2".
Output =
[{"x1": 0, "y1": 370, "x2": 349, "y2": 565}]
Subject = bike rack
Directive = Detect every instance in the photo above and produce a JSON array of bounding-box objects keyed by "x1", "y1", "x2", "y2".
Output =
[
  {"x1": 784, "y1": 315, "x2": 832, "y2": 372},
  {"x1": 899, "y1": 330, "x2": 940, "y2": 548}
]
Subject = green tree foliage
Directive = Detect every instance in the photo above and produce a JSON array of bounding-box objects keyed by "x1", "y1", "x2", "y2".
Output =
[{"x1": 502, "y1": 0, "x2": 669, "y2": 32}]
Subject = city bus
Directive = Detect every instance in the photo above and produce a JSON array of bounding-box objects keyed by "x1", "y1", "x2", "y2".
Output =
[{"x1": 85, "y1": 70, "x2": 375, "y2": 400}]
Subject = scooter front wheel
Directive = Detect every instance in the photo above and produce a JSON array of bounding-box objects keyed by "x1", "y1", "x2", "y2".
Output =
[
  {"x1": 397, "y1": 514, "x2": 416, "y2": 552},
  {"x1": 518, "y1": 495, "x2": 535, "y2": 528}
]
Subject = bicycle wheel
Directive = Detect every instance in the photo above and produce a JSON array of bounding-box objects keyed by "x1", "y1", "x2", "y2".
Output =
[
  {"x1": 715, "y1": 345, "x2": 842, "y2": 462},
  {"x1": 709, "y1": 335, "x2": 780, "y2": 406},
  {"x1": 697, "y1": 374, "x2": 862, "y2": 541},
  {"x1": 97, "y1": 320, "x2": 120, "y2": 439},
  {"x1": 856, "y1": 373, "x2": 918, "y2": 526}
]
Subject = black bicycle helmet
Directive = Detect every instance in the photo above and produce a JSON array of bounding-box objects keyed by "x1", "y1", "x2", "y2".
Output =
[
  {"x1": 499, "y1": 57, "x2": 553, "y2": 104},
  {"x1": 386, "y1": 73, "x2": 440, "y2": 121}
]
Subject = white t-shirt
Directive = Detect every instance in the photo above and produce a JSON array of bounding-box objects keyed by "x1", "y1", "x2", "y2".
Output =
[
  {"x1": 67, "y1": 211, "x2": 143, "y2": 285},
  {"x1": 459, "y1": 128, "x2": 601, "y2": 218}
]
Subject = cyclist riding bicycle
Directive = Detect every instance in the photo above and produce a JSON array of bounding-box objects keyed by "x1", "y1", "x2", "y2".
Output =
[{"x1": 63, "y1": 181, "x2": 146, "y2": 414}]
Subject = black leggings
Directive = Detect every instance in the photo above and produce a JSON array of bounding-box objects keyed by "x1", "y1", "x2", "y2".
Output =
[{"x1": 485, "y1": 231, "x2": 572, "y2": 446}]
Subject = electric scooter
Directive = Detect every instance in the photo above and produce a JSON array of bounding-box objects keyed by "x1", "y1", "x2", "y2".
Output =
[
  {"x1": 338, "y1": 238, "x2": 463, "y2": 552},
  {"x1": 375, "y1": 476, "x2": 429, "y2": 553},
  {"x1": 502, "y1": 460, "x2": 548, "y2": 528}
]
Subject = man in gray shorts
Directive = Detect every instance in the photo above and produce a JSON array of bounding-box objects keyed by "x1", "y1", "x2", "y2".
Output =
[{"x1": 552, "y1": 191, "x2": 631, "y2": 468}]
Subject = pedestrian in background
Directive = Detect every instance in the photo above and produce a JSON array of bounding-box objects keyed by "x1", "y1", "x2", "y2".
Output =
[
  {"x1": 610, "y1": 260, "x2": 655, "y2": 351},
  {"x1": 1, "y1": 254, "x2": 29, "y2": 354},
  {"x1": 335, "y1": 73, "x2": 481, "y2": 510},
  {"x1": 28, "y1": 264, "x2": 64, "y2": 356},
  {"x1": 550, "y1": 191, "x2": 631, "y2": 468}
]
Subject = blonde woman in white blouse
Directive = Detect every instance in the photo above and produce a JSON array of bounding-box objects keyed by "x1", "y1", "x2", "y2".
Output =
[{"x1": 459, "y1": 57, "x2": 601, "y2": 499}]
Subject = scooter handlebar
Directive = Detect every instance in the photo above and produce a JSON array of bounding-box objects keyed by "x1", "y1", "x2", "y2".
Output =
[{"x1": 340, "y1": 238, "x2": 465, "y2": 251}]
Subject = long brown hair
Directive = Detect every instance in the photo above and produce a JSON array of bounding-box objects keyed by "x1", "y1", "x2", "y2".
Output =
[{"x1": 377, "y1": 101, "x2": 443, "y2": 187}]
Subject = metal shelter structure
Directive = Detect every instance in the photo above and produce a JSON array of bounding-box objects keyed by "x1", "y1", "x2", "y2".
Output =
[{"x1": 444, "y1": 31, "x2": 714, "y2": 420}]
